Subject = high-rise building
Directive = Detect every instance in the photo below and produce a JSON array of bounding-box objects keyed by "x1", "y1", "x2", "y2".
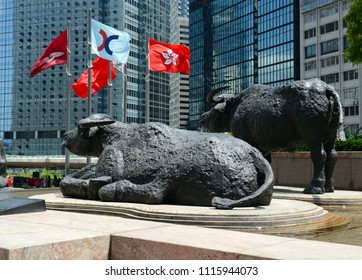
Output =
[
  {"x1": 188, "y1": 0, "x2": 300, "y2": 130},
  {"x1": 178, "y1": 0, "x2": 190, "y2": 17},
  {"x1": 169, "y1": 16, "x2": 190, "y2": 129},
  {"x1": 300, "y1": 0, "x2": 360, "y2": 135},
  {"x1": 0, "y1": 0, "x2": 178, "y2": 156}
]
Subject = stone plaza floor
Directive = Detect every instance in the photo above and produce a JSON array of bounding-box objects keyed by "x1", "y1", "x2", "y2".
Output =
[{"x1": 1, "y1": 186, "x2": 362, "y2": 259}]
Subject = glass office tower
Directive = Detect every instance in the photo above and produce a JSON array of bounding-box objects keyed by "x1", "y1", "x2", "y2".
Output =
[
  {"x1": 188, "y1": 0, "x2": 300, "y2": 129},
  {"x1": 0, "y1": 0, "x2": 177, "y2": 156}
]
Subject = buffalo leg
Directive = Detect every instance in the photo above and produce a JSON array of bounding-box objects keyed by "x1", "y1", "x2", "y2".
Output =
[
  {"x1": 303, "y1": 142, "x2": 326, "y2": 194},
  {"x1": 98, "y1": 179, "x2": 169, "y2": 203},
  {"x1": 324, "y1": 142, "x2": 337, "y2": 193},
  {"x1": 60, "y1": 164, "x2": 96, "y2": 199},
  {"x1": 60, "y1": 177, "x2": 89, "y2": 199}
]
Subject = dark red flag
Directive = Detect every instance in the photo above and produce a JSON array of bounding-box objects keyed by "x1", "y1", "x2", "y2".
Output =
[
  {"x1": 72, "y1": 57, "x2": 117, "y2": 99},
  {"x1": 30, "y1": 30, "x2": 68, "y2": 77},
  {"x1": 149, "y1": 38, "x2": 190, "y2": 74}
]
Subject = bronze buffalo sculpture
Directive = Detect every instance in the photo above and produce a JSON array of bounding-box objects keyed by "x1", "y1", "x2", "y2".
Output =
[
  {"x1": 60, "y1": 114, "x2": 274, "y2": 209},
  {"x1": 200, "y1": 78, "x2": 345, "y2": 195}
]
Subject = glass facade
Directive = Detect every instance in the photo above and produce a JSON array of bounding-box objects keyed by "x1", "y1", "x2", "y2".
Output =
[
  {"x1": 0, "y1": 0, "x2": 177, "y2": 156},
  {"x1": 188, "y1": 0, "x2": 300, "y2": 129}
]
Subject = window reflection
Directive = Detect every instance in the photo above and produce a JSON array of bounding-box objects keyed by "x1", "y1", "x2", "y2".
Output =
[{"x1": 189, "y1": 0, "x2": 297, "y2": 129}]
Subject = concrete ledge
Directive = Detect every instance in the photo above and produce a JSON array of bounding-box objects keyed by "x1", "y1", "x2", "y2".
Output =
[
  {"x1": 6, "y1": 156, "x2": 98, "y2": 169},
  {"x1": 1, "y1": 210, "x2": 362, "y2": 260}
]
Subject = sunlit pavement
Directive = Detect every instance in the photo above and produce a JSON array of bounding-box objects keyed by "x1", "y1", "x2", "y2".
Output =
[{"x1": 0, "y1": 186, "x2": 61, "y2": 200}]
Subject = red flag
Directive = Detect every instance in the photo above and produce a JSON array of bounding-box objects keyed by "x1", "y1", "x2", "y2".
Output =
[
  {"x1": 72, "y1": 57, "x2": 117, "y2": 99},
  {"x1": 30, "y1": 30, "x2": 68, "y2": 77},
  {"x1": 149, "y1": 38, "x2": 190, "y2": 74}
]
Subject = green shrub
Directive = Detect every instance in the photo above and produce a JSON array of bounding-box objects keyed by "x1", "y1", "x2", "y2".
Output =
[
  {"x1": 295, "y1": 126, "x2": 362, "y2": 152},
  {"x1": 335, "y1": 138, "x2": 362, "y2": 151}
]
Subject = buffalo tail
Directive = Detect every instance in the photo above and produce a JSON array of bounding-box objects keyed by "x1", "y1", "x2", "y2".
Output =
[{"x1": 211, "y1": 150, "x2": 274, "y2": 210}]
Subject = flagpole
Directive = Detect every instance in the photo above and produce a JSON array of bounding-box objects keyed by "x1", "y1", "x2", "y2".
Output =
[
  {"x1": 122, "y1": 63, "x2": 127, "y2": 122},
  {"x1": 87, "y1": 9, "x2": 92, "y2": 166},
  {"x1": 145, "y1": 31, "x2": 150, "y2": 123},
  {"x1": 107, "y1": 61, "x2": 112, "y2": 115},
  {"x1": 65, "y1": 21, "x2": 71, "y2": 175}
]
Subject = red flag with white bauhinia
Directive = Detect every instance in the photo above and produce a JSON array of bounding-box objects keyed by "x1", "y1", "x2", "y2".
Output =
[
  {"x1": 30, "y1": 30, "x2": 68, "y2": 77},
  {"x1": 149, "y1": 38, "x2": 190, "y2": 74},
  {"x1": 72, "y1": 57, "x2": 117, "y2": 99}
]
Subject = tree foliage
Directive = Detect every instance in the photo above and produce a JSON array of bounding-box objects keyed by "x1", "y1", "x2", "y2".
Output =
[{"x1": 344, "y1": 0, "x2": 362, "y2": 65}]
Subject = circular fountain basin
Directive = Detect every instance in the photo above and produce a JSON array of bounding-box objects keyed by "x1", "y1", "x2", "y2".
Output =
[{"x1": 30, "y1": 192, "x2": 350, "y2": 235}]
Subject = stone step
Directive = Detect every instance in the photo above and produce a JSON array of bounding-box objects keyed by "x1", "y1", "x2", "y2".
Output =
[
  {"x1": 32, "y1": 193, "x2": 347, "y2": 235},
  {"x1": 273, "y1": 186, "x2": 362, "y2": 207}
]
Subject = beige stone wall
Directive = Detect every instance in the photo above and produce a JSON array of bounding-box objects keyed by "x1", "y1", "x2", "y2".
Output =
[{"x1": 271, "y1": 152, "x2": 362, "y2": 191}]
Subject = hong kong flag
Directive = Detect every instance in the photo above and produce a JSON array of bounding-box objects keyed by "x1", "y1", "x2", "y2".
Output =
[
  {"x1": 72, "y1": 57, "x2": 117, "y2": 99},
  {"x1": 30, "y1": 30, "x2": 68, "y2": 77},
  {"x1": 149, "y1": 38, "x2": 190, "y2": 74}
]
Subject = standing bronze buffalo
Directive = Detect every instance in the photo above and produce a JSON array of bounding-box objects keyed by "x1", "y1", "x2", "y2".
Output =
[{"x1": 201, "y1": 78, "x2": 345, "y2": 194}]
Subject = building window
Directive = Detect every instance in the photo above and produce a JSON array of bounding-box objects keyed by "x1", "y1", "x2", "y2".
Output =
[
  {"x1": 343, "y1": 88, "x2": 359, "y2": 99},
  {"x1": 344, "y1": 106, "x2": 359, "y2": 116},
  {"x1": 321, "y1": 73, "x2": 339, "y2": 83},
  {"x1": 320, "y1": 21, "x2": 338, "y2": 34},
  {"x1": 4, "y1": 132, "x2": 14, "y2": 139},
  {"x1": 343, "y1": 69, "x2": 358, "y2": 81},
  {"x1": 304, "y1": 12, "x2": 316, "y2": 23},
  {"x1": 305, "y1": 60, "x2": 316, "y2": 71},
  {"x1": 321, "y1": 55, "x2": 339, "y2": 68},
  {"x1": 304, "y1": 28, "x2": 316, "y2": 39},
  {"x1": 342, "y1": 1, "x2": 352, "y2": 11},
  {"x1": 345, "y1": 124, "x2": 360, "y2": 135},
  {"x1": 343, "y1": 36, "x2": 349, "y2": 50},
  {"x1": 305, "y1": 44, "x2": 316, "y2": 58},
  {"x1": 38, "y1": 130, "x2": 58, "y2": 139},
  {"x1": 320, "y1": 4, "x2": 339, "y2": 18},
  {"x1": 16, "y1": 131, "x2": 35, "y2": 139},
  {"x1": 321, "y1": 39, "x2": 339, "y2": 55},
  {"x1": 343, "y1": 20, "x2": 348, "y2": 28}
]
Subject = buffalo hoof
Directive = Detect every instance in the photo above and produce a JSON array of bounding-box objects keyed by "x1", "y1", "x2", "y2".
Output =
[
  {"x1": 324, "y1": 180, "x2": 335, "y2": 193},
  {"x1": 98, "y1": 184, "x2": 116, "y2": 201},
  {"x1": 211, "y1": 197, "x2": 234, "y2": 210},
  {"x1": 303, "y1": 185, "x2": 325, "y2": 194}
]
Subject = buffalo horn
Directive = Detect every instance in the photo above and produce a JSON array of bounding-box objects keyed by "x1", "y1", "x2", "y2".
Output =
[
  {"x1": 78, "y1": 114, "x2": 116, "y2": 128},
  {"x1": 206, "y1": 85, "x2": 231, "y2": 103}
]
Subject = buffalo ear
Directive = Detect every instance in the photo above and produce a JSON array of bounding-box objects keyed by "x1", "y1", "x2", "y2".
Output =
[
  {"x1": 214, "y1": 102, "x2": 226, "y2": 113},
  {"x1": 78, "y1": 114, "x2": 115, "y2": 128}
]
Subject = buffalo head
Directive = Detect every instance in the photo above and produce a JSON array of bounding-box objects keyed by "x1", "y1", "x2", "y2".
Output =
[
  {"x1": 62, "y1": 114, "x2": 115, "y2": 157},
  {"x1": 200, "y1": 86, "x2": 233, "y2": 132}
]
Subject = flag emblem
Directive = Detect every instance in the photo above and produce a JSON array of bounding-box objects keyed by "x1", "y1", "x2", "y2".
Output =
[
  {"x1": 149, "y1": 38, "x2": 190, "y2": 74},
  {"x1": 97, "y1": 29, "x2": 119, "y2": 55},
  {"x1": 162, "y1": 49, "x2": 178, "y2": 66},
  {"x1": 91, "y1": 19, "x2": 131, "y2": 64}
]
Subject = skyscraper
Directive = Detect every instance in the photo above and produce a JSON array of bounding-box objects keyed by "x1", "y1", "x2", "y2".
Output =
[
  {"x1": 300, "y1": 0, "x2": 360, "y2": 135},
  {"x1": 0, "y1": 0, "x2": 178, "y2": 156},
  {"x1": 188, "y1": 0, "x2": 300, "y2": 129},
  {"x1": 169, "y1": 3, "x2": 190, "y2": 129},
  {"x1": 178, "y1": 0, "x2": 190, "y2": 17}
]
